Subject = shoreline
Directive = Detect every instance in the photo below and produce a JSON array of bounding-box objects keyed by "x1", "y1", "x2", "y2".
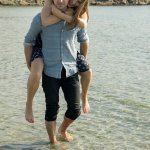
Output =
[
  {"x1": 0, "y1": 1, "x2": 150, "y2": 6},
  {"x1": 0, "y1": 4, "x2": 150, "y2": 7},
  {"x1": 90, "y1": 1, "x2": 150, "y2": 6}
]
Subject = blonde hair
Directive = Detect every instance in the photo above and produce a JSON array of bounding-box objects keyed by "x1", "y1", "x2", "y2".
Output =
[{"x1": 70, "y1": 0, "x2": 89, "y2": 28}]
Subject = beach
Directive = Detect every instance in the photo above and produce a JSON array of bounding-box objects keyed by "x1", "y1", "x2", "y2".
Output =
[{"x1": 0, "y1": 6, "x2": 150, "y2": 150}]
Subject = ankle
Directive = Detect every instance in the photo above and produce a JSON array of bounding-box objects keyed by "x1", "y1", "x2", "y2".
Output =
[
  {"x1": 81, "y1": 92, "x2": 87, "y2": 97},
  {"x1": 58, "y1": 126, "x2": 63, "y2": 133},
  {"x1": 59, "y1": 125, "x2": 68, "y2": 134},
  {"x1": 50, "y1": 137, "x2": 58, "y2": 144},
  {"x1": 82, "y1": 100, "x2": 89, "y2": 105}
]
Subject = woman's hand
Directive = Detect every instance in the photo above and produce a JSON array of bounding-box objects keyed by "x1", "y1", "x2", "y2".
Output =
[
  {"x1": 51, "y1": 4, "x2": 61, "y2": 16},
  {"x1": 65, "y1": 8, "x2": 74, "y2": 17}
]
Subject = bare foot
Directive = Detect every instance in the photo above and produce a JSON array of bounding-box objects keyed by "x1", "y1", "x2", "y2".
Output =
[
  {"x1": 25, "y1": 102, "x2": 34, "y2": 123},
  {"x1": 50, "y1": 138, "x2": 59, "y2": 145},
  {"x1": 58, "y1": 127, "x2": 73, "y2": 142},
  {"x1": 82, "y1": 102, "x2": 90, "y2": 113},
  {"x1": 81, "y1": 93, "x2": 90, "y2": 113},
  {"x1": 50, "y1": 140, "x2": 61, "y2": 150}
]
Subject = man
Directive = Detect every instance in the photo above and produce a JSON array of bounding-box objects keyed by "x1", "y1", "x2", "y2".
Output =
[{"x1": 24, "y1": 0, "x2": 89, "y2": 144}]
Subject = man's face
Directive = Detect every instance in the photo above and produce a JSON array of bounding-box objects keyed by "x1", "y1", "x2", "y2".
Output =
[{"x1": 53, "y1": 0, "x2": 69, "y2": 11}]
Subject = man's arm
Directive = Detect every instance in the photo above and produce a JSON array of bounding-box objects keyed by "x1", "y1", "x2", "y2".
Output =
[
  {"x1": 41, "y1": 0, "x2": 61, "y2": 27},
  {"x1": 77, "y1": 28, "x2": 89, "y2": 57},
  {"x1": 24, "y1": 14, "x2": 42, "y2": 70},
  {"x1": 80, "y1": 42, "x2": 89, "y2": 58},
  {"x1": 24, "y1": 46, "x2": 32, "y2": 70}
]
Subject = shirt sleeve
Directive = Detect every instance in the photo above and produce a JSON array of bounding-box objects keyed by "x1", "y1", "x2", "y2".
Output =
[
  {"x1": 77, "y1": 28, "x2": 89, "y2": 43},
  {"x1": 24, "y1": 13, "x2": 42, "y2": 47}
]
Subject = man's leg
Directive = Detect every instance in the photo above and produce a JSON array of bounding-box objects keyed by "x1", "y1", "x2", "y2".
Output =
[
  {"x1": 45, "y1": 121, "x2": 58, "y2": 144},
  {"x1": 60, "y1": 73, "x2": 81, "y2": 141},
  {"x1": 25, "y1": 58, "x2": 43, "y2": 123},
  {"x1": 42, "y1": 72, "x2": 60, "y2": 144},
  {"x1": 58, "y1": 116, "x2": 74, "y2": 141}
]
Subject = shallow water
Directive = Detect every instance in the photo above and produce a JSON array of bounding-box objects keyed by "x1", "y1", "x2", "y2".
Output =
[{"x1": 0, "y1": 6, "x2": 150, "y2": 150}]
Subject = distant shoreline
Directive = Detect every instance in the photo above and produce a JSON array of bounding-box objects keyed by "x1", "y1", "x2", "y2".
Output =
[
  {"x1": 0, "y1": 4, "x2": 150, "y2": 7},
  {"x1": 90, "y1": 1, "x2": 150, "y2": 6},
  {"x1": 0, "y1": 1, "x2": 150, "y2": 6}
]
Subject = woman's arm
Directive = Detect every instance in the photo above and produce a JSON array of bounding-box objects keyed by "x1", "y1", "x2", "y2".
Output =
[
  {"x1": 52, "y1": 6, "x2": 87, "y2": 28},
  {"x1": 77, "y1": 12, "x2": 88, "y2": 28},
  {"x1": 41, "y1": 0, "x2": 61, "y2": 27},
  {"x1": 51, "y1": 5, "x2": 74, "y2": 23}
]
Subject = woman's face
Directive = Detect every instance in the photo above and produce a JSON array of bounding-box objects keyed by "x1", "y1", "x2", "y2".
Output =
[{"x1": 68, "y1": 0, "x2": 82, "y2": 7}]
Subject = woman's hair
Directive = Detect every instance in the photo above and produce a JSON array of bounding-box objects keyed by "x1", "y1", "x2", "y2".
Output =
[{"x1": 69, "y1": 0, "x2": 89, "y2": 28}]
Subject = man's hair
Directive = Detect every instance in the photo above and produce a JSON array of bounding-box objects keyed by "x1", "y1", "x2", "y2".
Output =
[{"x1": 69, "y1": 0, "x2": 89, "y2": 28}]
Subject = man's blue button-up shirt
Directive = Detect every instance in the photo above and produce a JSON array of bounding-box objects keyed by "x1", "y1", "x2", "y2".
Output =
[{"x1": 24, "y1": 13, "x2": 89, "y2": 79}]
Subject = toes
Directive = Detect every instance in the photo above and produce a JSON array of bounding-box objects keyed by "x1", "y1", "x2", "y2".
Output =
[{"x1": 25, "y1": 116, "x2": 34, "y2": 123}]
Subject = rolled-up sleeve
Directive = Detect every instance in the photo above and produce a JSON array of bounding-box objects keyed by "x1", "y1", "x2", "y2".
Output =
[
  {"x1": 24, "y1": 13, "x2": 42, "y2": 47},
  {"x1": 77, "y1": 28, "x2": 89, "y2": 43}
]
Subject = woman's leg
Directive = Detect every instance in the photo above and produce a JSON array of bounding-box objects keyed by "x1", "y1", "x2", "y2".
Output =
[
  {"x1": 76, "y1": 53, "x2": 92, "y2": 113},
  {"x1": 25, "y1": 58, "x2": 44, "y2": 123},
  {"x1": 79, "y1": 68, "x2": 92, "y2": 113}
]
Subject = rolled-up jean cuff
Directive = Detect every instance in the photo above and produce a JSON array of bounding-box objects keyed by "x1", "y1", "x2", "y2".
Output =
[
  {"x1": 45, "y1": 117, "x2": 57, "y2": 122},
  {"x1": 65, "y1": 108, "x2": 81, "y2": 120},
  {"x1": 23, "y1": 42, "x2": 33, "y2": 47},
  {"x1": 79, "y1": 40, "x2": 89, "y2": 44}
]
